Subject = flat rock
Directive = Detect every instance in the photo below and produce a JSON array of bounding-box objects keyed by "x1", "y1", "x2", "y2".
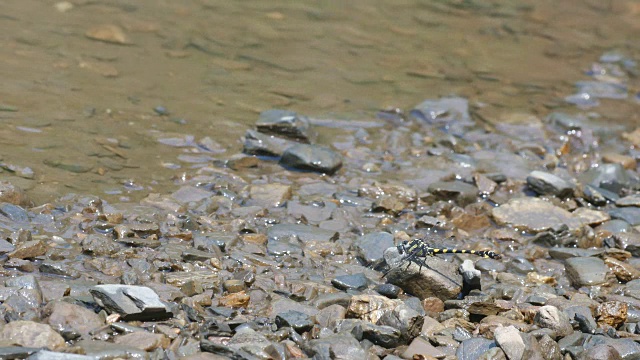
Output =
[
  {"x1": 456, "y1": 337, "x2": 498, "y2": 360},
  {"x1": 247, "y1": 183, "x2": 291, "y2": 207},
  {"x1": 90, "y1": 285, "x2": 172, "y2": 321},
  {"x1": 492, "y1": 197, "x2": 583, "y2": 233},
  {"x1": 526, "y1": 171, "x2": 575, "y2": 197},
  {"x1": 242, "y1": 129, "x2": 296, "y2": 157},
  {"x1": 114, "y1": 331, "x2": 169, "y2": 351},
  {"x1": 267, "y1": 224, "x2": 338, "y2": 244},
  {"x1": 279, "y1": 144, "x2": 342, "y2": 175},
  {"x1": 608, "y1": 207, "x2": 640, "y2": 226},
  {"x1": 256, "y1": 109, "x2": 315, "y2": 143},
  {"x1": 0, "y1": 320, "x2": 65, "y2": 350},
  {"x1": 171, "y1": 186, "x2": 213, "y2": 204},
  {"x1": 27, "y1": 350, "x2": 95, "y2": 360},
  {"x1": 534, "y1": 305, "x2": 573, "y2": 337},
  {"x1": 427, "y1": 181, "x2": 478, "y2": 206},
  {"x1": 579, "y1": 163, "x2": 630, "y2": 194},
  {"x1": 8, "y1": 240, "x2": 46, "y2": 259},
  {"x1": 565, "y1": 257, "x2": 609, "y2": 287},
  {"x1": 355, "y1": 231, "x2": 394, "y2": 264}
]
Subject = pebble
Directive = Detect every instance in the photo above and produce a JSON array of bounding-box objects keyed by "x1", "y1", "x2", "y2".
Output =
[
  {"x1": 85, "y1": 24, "x2": 130, "y2": 45},
  {"x1": 90, "y1": 285, "x2": 172, "y2": 321},
  {"x1": 526, "y1": 170, "x2": 575, "y2": 197},
  {"x1": 279, "y1": 144, "x2": 343, "y2": 175},
  {"x1": 256, "y1": 109, "x2": 315, "y2": 143},
  {"x1": 0, "y1": 321, "x2": 65, "y2": 350},
  {"x1": 492, "y1": 197, "x2": 582, "y2": 233}
]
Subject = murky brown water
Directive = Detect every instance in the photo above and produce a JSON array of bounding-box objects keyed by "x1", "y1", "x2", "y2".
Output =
[{"x1": 2, "y1": 0, "x2": 640, "y2": 204}]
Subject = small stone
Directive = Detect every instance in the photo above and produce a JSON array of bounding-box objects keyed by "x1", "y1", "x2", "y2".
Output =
[
  {"x1": 615, "y1": 194, "x2": 640, "y2": 207},
  {"x1": 90, "y1": 285, "x2": 172, "y2": 321},
  {"x1": 242, "y1": 129, "x2": 296, "y2": 157},
  {"x1": 247, "y1": 183, "x2": 291, "y2": 207},
  {"x1": 85, "y1": 24, "x2": 130, "y2": 45},
  {"x1": 275, "y1": 311, "x2": 314, "y2": 333},
  {"x1": 218, "y1": 291, "x2": 249, "y2": 308},
  {"x1": 222, "y1": 280, "x2": 245, "y2": 293},
  {"x1": 526, "y1": 171, "x2": 575, "y2": 197},
  {"x1": 580, "y1": 344, "x2": 622, "y2": 360},
  {"x1": 0, "y1": 321, "x2": 65, "y2": 350},
  {"x1": 456, "y1": 337, "x2": 498, "y2": 360},
  {"x1": 534, "y1": 305, "x2": 573, "y2": 337},
  {"x1": 427, "y1": 181, "x2": 478, "y2": 206},
  {"x1": 8, "y1": 240, "x2": 47, "y2": 259},
  {"x1": 280, "y1": 144, "x2": 342, "y2": 175},
  {"x1": 597, "y1": 301, "x2": 627, "y2": 328},
  {"x1": 603, "y1": 152, "x2": 636, "y2": 170},
  {"x1": 331, "y1": 273, "x2": 369, "y2": 291},
  {"x1": 0, "y1": 181, "x2": 29, "y2": 206},
  {"x1": 565, "y1": 257, "x2": 609, "y2": 287},
  {"x1": 114, "y1": 332, "x2": 169, "y2": 351},
  {"x1": 256, "y1": 109, "x2": 314, "y2": 142},
  {"x1": 494, "y1": 325, "x2": 525, "y2": 360},
  {"x1": 579, "y1": 163, "x2": 629, "y2": 194},
  {"x1": 43, "y1": 301, "x2": 104, "y2": 339}
]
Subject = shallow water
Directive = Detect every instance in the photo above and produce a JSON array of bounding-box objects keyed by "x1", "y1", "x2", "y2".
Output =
[{"x1": 1, "y1": 0, "x2": 639, "y2": 204}]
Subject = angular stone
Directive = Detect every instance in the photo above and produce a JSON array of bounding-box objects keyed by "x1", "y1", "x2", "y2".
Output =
[
  {"x1": 256, "y1": 109, "x2": 314, "y2": 143},
  {"x1": 494, "y1": 325, "x2": 525, "y2": 360},
  {"x1": 355, "y1": 232, "x2": 394, "y2": 264},
  {"x1": 526, "y1": 171, "x2": 575, "y2": 197},
  {"x1": 534, "y1": 305, "x2": 573, "y2": 337},
  {"x1": 90, "y1": 285, "x2": 172, "y2": 321},
  {"x1": 8, "y1": 240, "x2": 46, "y2": 259}
]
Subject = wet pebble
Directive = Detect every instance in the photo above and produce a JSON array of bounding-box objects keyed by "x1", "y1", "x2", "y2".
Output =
[
  {"x1": 279, "y1": 144, "x2": 342, "y2": 175},
  {"x1": 565, "y1": 256, "x2": 609, "y2": 287},
  {"x1": 275, "y1": 310, "x2": 314, "y2": 333},
  {"x1": 256, "y1": 109, "x2": 315, "y2": 143},
  {"x1": 331, "y1": 273, "x2": 369, "y2": 291},
  {"x1": 526, "y1": 170, "x2": 575, "y2": 197},
  {"x1": 90, "y1": 285, "x2": 173, "y2": 321}
]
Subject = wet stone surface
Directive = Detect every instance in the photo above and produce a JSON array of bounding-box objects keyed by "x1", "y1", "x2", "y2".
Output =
[{"x1": 5, "y1": 51, "x2": 640, "y2": 358}]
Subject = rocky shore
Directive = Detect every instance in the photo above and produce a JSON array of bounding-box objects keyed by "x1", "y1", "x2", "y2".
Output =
[{"x1": 1, "y1": 53, "x2": 640, "y2": 360}]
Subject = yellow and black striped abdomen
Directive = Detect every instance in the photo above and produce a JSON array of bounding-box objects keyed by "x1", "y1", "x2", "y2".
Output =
[{"x1": 399, "y1": 239, "x2": 502, "y2": 260}]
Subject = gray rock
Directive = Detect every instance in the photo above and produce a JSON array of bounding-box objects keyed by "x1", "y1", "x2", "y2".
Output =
[
  {"x1": 411, "y1": 97, "x2": 471, "y2": 125},
  {"x1": 279, "y1": 144, "x2": 342, "y2": 175},
  {"x1": 548, "y1": 247, "x2": 602, "y2": 260},
  {"x1": 80, "y1": 234, "x2": 120, "y2": 256},
  {"x1": 287, "y1": 200, "x2": 336, "y2": 223},
  {"x1": 492, "y1": 197, "x2": 583, "y2": 233},
  {"x1": 579, "y1": 163, "x2": 630, "y2": 194},
  {"x1": 596, "y1": 219, "x2": 632, "y2": 234},
  {"x1": 537, "y1": 334, "x2": 562, "y2": 360},
  {"x1": 579, "y1": 344, "x2": 621, "y2": 360},
  {"x1": 242, "y1": 129, "x2": 296, "y2": 157},
  {"x1": 355, "y1": 232, "x2": 394, "y2": 264},
  {"x1": 383, "y1": 246, "x2": 461, "y2": 301},
  {"x1": 39, "y1": 261, "x2": 81, "y2": 278},
  {"x1": 256, "y1": 109, "x2": 314, "y2": 143},
  {"x1": 331, "y1": 273, "x2": 369, "y2": 291},
  {"x1": 247, "y1": 183, "x2": 292, "y2": 208},
  {"x1": 90, "y1": 285, "x2": 172, "y2": 321},
  {"x1": 427, "y1": 181, "x2": 478, "y2": 206},
  {"x1": 267, "y1": 224, "x2": 338, "y2": 244},
  {"x1": 456, "y1": 337, "x2": 497, "y2": 360},
  {"x1": 374, "y1": 283, "x2": 401, "y2": 299},
  {"x1": 565, "y1": 257, "x2": 608, "y2": 287},
  {"x1": 308, "y1": 333, "x2": 366, "y2": 359},
  {"x1": 377, "y1": 303, "x2": 423, "y2": 343},
  {"x1": 534, "y1": 305, "x2": 573, "y2": 337},
  {"x1": 75, "y1": 339, "x2": 148, "y2": 359},
  {"x1": 565, "y1": 305, "x2": 597, "y2": 334},
  {"x1": 526, "y1": 171, "x2": 575, "y2": 197},
  {"x1": 0, "y1": 347, "x2": 40, "y2": 359},
  {"x1": 460, "y1": 260, "x2": 481, "y2": 296},
  {"x1": 0, "y1": 203, "x2": 29, "y2": 223},
  {"x1": 274, "y1": 310, "x2": 313, "y2": 333},
  {"x1": 608, "y1": 207, "x2": 640, "y2": 226},
  {"x1": 494, "y1": 325, "x2": 525, "y2": 360},
  {"x1": 582, "y1": 185, "x2": 612, "y2": 206},
  {"x1": 27, "y1": 350, "x2": 96, "y2": 360},
  {"x1": 616, "y1": 194, "x2": 640, "y2": 207},
  {"x1": 360, "y1": 322, "x2": 402, "y2": 348}
]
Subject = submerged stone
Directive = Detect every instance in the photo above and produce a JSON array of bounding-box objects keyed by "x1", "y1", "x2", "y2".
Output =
[
  {"x1": 279, "y1": 144, "x2": 342, "y2": 175},
  {"x1": 256, "y1": 109, "x2": 315, "y2": 143}
]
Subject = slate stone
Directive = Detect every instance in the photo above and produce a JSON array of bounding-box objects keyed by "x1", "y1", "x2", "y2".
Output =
[
  {"x1": 374, "y1": 283, "x2": 401, "y2": 299},
  {"x1": 279, "y1": 144, "x2": 342, "y2": 175},
  {"x1": 90, "y1": 285, "x2": 172, "y2": 321},
  {"x1": 579, "y1": 163, "x2": 630, "y2": 194},
  {"x1": 608, "y1": 207, "x2": 640, "y2": 226},
  {"x1": 492, "y1": 197, "x2": 583, "y2": 233},
  {"x1": 456, "y1": 337, "x2": 497, "y2": 360},
  {"x1": 267, "y1": 224, "x2": 338, "y2": 244},
  {"x1": 0, "y1": 203, "x2": 29, "y2": 223},
  {"x1": 274, "y1": 310, "x2": 314, "y2": 333},
  {"x1": 534, "y1": 305, "x2": 573, "y2": 337},
  {"x1": 494, "y1": 325, "x2": 525, "y2": 360},
  {"x1": 331, "y1": 273, "x2": 369, "y2": 291},
  {"x1": 256, "y1": 109, "x2": 314, "y2": 143},
  {"x1": 354, "y1": 232, "x2": 394, "y2": 265},
  {"x1": 27, "y1": 351, "x2": 96, "y2": 360},
  {"x1": 242, "y1": 129, "x2": 296, "y2": 157},
  {"x1": 427, "y1": 181, "x2": 478, "y2": 206},
  {"x1": 0, "y1": 347, "x2": 40, "y2": 359},
  {"x1": 526, "y1": 171, "x2": 575, "y2": 197},
  {"x1": 565, "y1": 257, "x2": 608, "y2": 287}
]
